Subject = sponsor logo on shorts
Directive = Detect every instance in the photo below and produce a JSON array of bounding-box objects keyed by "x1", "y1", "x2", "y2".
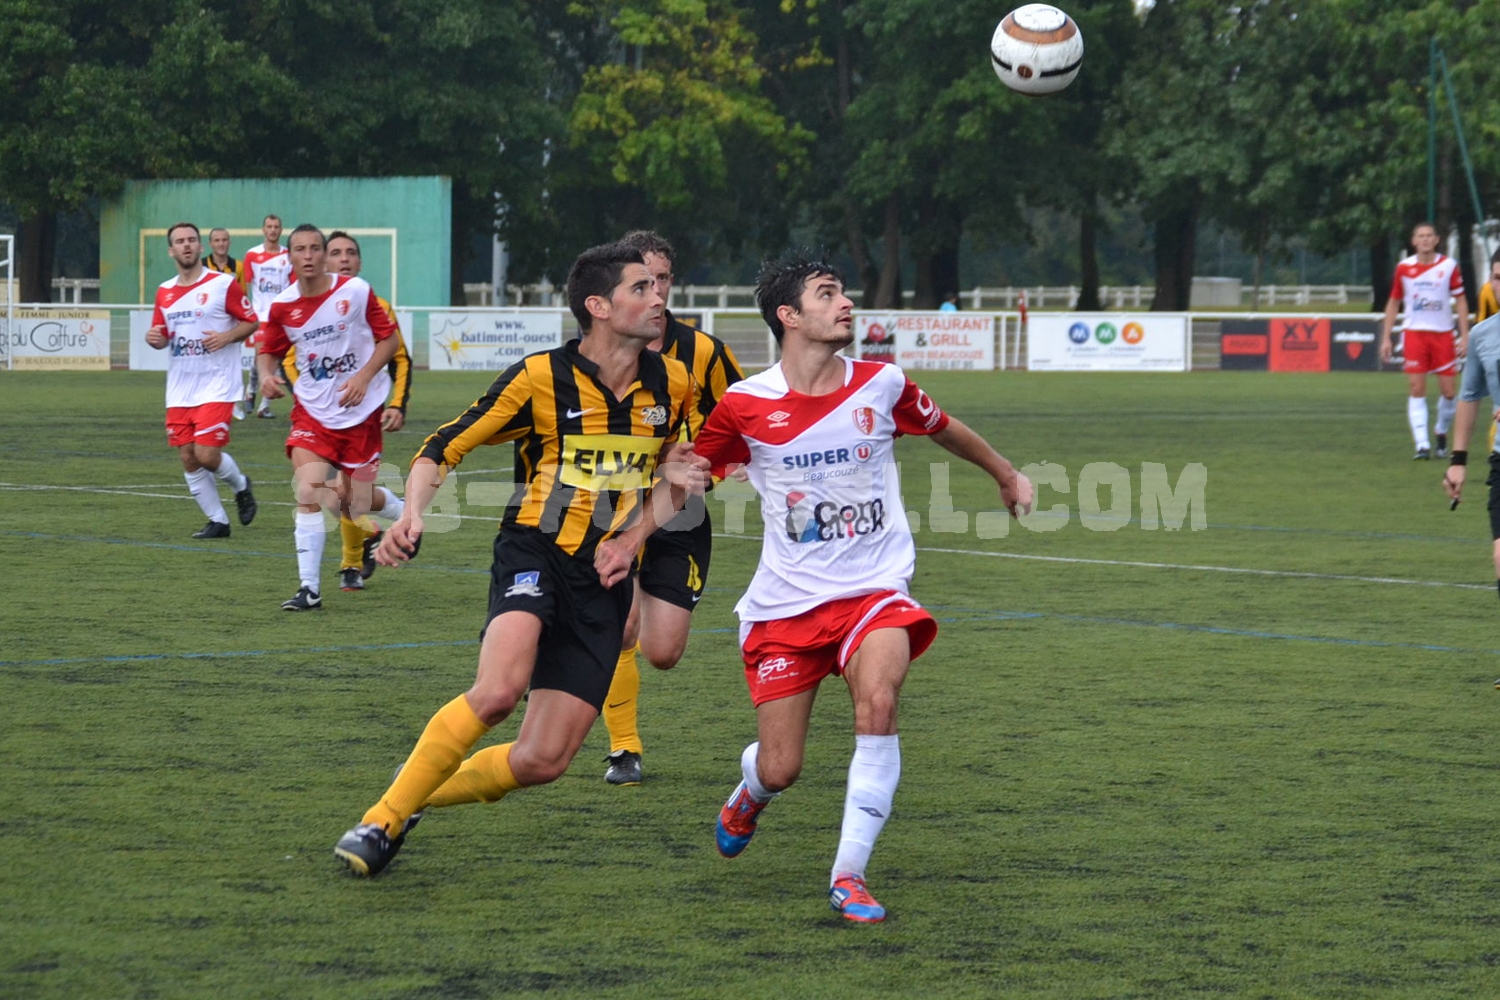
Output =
[
  {"x1": 640, "y1": 404, "x2": 668, "y2": 426},
  {"x1": 757, "y1": 655, "x2": 798, "y2": 684},
  {"x1": 505, "y1": 570, "x2": 543, "y2": 598}
]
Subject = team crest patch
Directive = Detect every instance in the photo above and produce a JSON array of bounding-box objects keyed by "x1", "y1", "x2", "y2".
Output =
[
  {"x1": 336, "y1": 299, "x2": 351, "y2": 316},
  {"x1": 197, "y1": 292, "x2": 210, "y2": 305},
  {"x1": 505, "y1": 571, "x2": 543, "y2": 598},
  {"x1": 640, "y1": 404, "x2": 668, "y2": 427},
  {"x1": 853, "y1": 407, "x2": 875, "y2": 434}
]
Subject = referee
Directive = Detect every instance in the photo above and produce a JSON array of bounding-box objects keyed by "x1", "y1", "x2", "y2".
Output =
[
  {"x1": 333, "y1": 241, "x2": 708, "y2": 877},
  {"x1": 1441, "y1": 257, "x2": 1500, "y2": 601}
]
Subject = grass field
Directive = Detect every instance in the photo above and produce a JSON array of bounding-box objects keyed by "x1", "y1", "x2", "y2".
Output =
[{"x1": 4, "y1": 369, "x2": 1499, "y2": 1000}]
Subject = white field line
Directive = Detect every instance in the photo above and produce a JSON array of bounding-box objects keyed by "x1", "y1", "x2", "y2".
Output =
[{"x1": 2, "y1": 482, "x2": 1486, "y2": 591}]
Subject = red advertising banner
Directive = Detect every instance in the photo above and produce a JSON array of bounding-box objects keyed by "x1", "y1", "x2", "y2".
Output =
[{"x1": 1269, "y1": 318, "x2": 1330, "y2": 372}]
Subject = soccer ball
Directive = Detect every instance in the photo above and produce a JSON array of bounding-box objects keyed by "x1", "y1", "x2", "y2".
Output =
[{"x1": 989, "y1": 4, "x2": 1084, "y2": 96}]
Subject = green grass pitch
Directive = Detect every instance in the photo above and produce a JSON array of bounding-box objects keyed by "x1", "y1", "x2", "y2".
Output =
[{"x1": 3, "y1": 369, "x2": 1498, "y2": 999}]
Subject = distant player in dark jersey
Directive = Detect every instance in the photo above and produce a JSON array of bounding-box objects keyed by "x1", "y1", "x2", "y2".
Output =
[
  {"x1": 144, "y1": 222, "x2": 259, "y2": 538},
  {"x1": 692, "y1": 249, "x2": 1033, "y2": 923},
  {"x1": 204, "y1": 228, "x2": 237, "y2": 276},
  {"x1": 331, "y1": 241, "x2": 709, "y2": 878},
  {"x1": 598, "y1": 230, "x2": 745, "y2": 787},
  {"x1": 1379, "y1": 222, "x2": 1470, "y2": 459}
]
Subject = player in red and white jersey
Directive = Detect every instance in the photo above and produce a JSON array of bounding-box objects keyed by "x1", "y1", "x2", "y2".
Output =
[
  {"x1": 692, "y1": 250, "x2": 1033, "y2": 924},
  {"x1": 237, "y1": 214, "x2": 295, "y2": 419},
  {"x1": 255, "y1": 223, "x2": 403, "y2": 612},
  {"x1": 145, "y1": 221, "x2": 260, "y2": 539},
  {"x1": 1379, "y1": 222, "x2": 1471, "y2": 459}
]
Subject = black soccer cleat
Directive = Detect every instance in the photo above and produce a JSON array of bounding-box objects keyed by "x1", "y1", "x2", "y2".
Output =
[
  {"x1": 192, "y1": 520, "x2": 231, "y2": 539},
  {"x1": 234, "y1": 478, "x2": 257, "y2": 526},
  {"x1": 360, "y1": 530, "x2": 384, "y2": 580},
  {"x1": 604, "y1": 749, "x2": 643, "y2": 786},
  {"x1": 1413, "y1": 447, "x2": 1431, "y2": 461},
  {"x1": 334, "y1": 823, "x2": 403, "y2": 877},
  {"x1": 339, "y1": 568, "x2": 364, "y2": 592},
  {"x1": 1436, "y1": 433, "x2": 1448, "y2": 458},
  {"x1": 281, "y1": 586, "x2": 322, "y2": 611}
]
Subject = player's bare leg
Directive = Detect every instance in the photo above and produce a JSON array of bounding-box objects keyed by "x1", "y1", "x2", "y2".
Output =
[
  {"x1": 602, "y1": 587, "x2": 692, "y2": 784},
  {"x1": 828, "y1": 627, "x2": 912, "y2": 923},
  {"x1": 716, "y1": 688, "x2": 816, "y2": 858}
]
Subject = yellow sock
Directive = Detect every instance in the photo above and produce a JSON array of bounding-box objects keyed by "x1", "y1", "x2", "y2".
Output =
[
  {"x1": 602, "y1": 645, "x2": 642, "y2": 755},
  {"x1": 339, "y1": 515, "x2": 378, "y2": 571},
  {"x1": 362, "y1": 695, "x2": 489, "y2": 835},
  {"x1": 426, "y1": 743, "x2": 523, "y2": 807}
]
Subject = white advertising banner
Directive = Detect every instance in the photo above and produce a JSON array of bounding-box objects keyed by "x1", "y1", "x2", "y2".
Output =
[
  {"x1": 428, "y1": 311, "x2": 564, "y2": 371},
  {"x1": 2, "y1": 308, "x2": 111, "y2": 370},
  {"x1": 1028, "y1": 313, "x2": 1189, "y2": 372},
  {"x1": 854, "y1": 312, "x2": 995, "y2": 370},
  {"x1": 129, "y1": 309, "x2": 169, "y2": 371}
]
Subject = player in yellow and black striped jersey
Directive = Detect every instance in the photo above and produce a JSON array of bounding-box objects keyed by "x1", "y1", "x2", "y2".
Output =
[
  {"x1": 598, "y1": 230, "x2": 745, "y2": 786},
  {"x1": 333, "y1": 241, "x2": 709, "y2": 878}
]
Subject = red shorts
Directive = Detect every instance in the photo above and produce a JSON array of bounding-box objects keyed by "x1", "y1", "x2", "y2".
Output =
[
  {"x1": 739, "y1": 590, "x2": 938, "y2": 706},
  {"x1": 165, "y1": 401, "x2": 235, "y2": 448},
  {"x1": 285, "y1": 402, "x2": 382, "y2": 480},
  {"x1": 1402, "y1": 329, "x2": 1458, "y2": 374}
]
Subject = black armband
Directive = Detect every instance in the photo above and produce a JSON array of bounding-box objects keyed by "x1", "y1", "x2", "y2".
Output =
[{"x1": 1450, "y1": 450, "x2": 1468, "y2": 467}]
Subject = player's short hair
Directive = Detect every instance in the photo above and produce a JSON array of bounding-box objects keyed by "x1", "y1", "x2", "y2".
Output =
[
  {"x1": 287, "y1": 223, "x2": 326, "y2": 249},
  {"x1": 327, "y1": 230, "x2": 361, "y2": 254},
  {"x1": 567, "y1": 241, "x2": 646, "y2": 334},
  {"x1": 1412, "y1": 220, "x2": 1439, "y2": 236},
  {"x1": 264, "y1": 214, "x2": 282, "y2": 225},
  {"x1": 1488, "y1": 246, "x2": 1500, "y2": 268},
  {"x1": 755, "y1": 248, "x2": 844, "y2": 344},
  {"x1": 619, "y1": 230, "x2": 675, "y2": 270},
  {"x1": 165, "y1": 221, "x2": 200, "y2": 244},
  {"x1": 208, "y1": 227, "x2": 229, "y2": 239}
]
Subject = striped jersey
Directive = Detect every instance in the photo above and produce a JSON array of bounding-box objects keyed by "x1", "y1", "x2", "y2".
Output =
[
  {"x1": 417, "y1": 339, "x2": 693, "y2": 558},
  {"x1": 657, "y1": 311, "x2": 743, "y2": 438},
  {"x1": 151, "y1": 269, "x2": 257, "y2": 408}
]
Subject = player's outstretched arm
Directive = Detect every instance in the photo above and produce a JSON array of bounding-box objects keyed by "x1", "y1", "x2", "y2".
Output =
[
  {"x1": 929, "y1": 417, "x2": 1034, "y2": 517},
  {"x1": 256, "y1": 352, "x2": 288, "y2": 399},
  {"x1": 377, "y1": 457, "x2": 444, "y2": 566},
  {"x1": 1443, "y1": 399, "x2": 1481, "y2": 503},
  {"x1": 594, "y1": 441, "x2": 710, "y2": 588}
]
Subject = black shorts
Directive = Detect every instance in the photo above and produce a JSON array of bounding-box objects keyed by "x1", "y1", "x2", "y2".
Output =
[
  {"x1": 639, "y1": 497, "x2": 712, "y2": 611},
  {"x1": 1486, "y1": 454, "x2": 1500, "y2": 540},
  {"x1": 483, "y1": 525, "x2": 634, "y2": 711}
]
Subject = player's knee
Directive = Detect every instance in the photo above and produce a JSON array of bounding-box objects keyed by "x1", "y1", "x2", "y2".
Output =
[
  {"x1": 465, "y1": 686, "x2": 523, "y2": 726},
  {"x1": 759, "y1": 758, "x2": 801, "y2": 793},
  {"x1": 640, "y1": 635, "x2": 686, "y2": 671},
  {"x1": 854, "y1": 688, "x2": 900, "y2": 733},
  {"x1": 507, "y1": 744, "x2": 570, "y2": 786}
]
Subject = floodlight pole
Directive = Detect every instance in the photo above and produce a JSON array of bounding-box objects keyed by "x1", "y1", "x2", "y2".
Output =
[
  {"x1": 1436, "y1": 45, "x2": 1491, "y2": 260},
  {"x1": 1, "y1": 233, "x2": 12, "y2": 371},
  {"x1": 1427, "y1": 37, "x2": 1437, "y2": 225}
]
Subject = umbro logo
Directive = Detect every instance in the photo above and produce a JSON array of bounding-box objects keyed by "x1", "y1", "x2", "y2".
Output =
[
  {"x1": 858, "y1": 806, "x2": 885, "y2": 818},
  {"x1": 767, "y1": 409, "x2": 791, "y2": 428}
]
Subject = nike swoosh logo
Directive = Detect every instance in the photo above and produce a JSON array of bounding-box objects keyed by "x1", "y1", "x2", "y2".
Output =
[
  {"x1": 606, "y1": 701, "x2": 630, "y2": 709},
  {"x1": 566, "y1": 407, "x2": 594, "y2": 419},
  {"x1": 691, "y1": 594, "x2": 703, "y2": 603}
]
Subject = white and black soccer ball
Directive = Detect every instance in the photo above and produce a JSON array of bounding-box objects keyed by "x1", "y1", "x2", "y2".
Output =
[{"x1": 990, "y1": 4, "x2": 1084, "y2": 96}]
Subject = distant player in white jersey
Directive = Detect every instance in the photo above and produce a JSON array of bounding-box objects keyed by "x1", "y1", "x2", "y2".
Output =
[
  {"x1": 255, "y1": 224, "x2": 404, "y2": 611},
  {"x1": 692, "y1": 249, "x2": 1034, "y2": 924},
  {"x1": 1379, "y1": 222, "x2": 1470, "y2": 459},
  {"x1": 145, "y1": 222, "x2": 260, "y2": 538},
  {"x1": 237, "y1": 214, "x2": 294, "y2": 419}
]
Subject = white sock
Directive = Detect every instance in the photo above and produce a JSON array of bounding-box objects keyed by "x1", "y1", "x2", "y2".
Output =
[
  {"x1": 185, "y1": 469, "x2": 228, "y2": 524},
  {"x1": 372, "y1": 486, "x2": 405, "y2": 523},
  {"x1": 211, "y1": 452, "x2": 248, "y2": 492},
  {"x1": 831, "y1": 734, "x2": 901, "y2": 883},
  {"x1": 1437, "y1": 396, "x2": 1457, "y2": 435},
  {"x1": 1407, "y1": 396, "x2": 1430, "y2": 448},
  {"x1": 740, "y1": 742, "x2": 776, "y2": 803},
  {"x1": 294, "y1": 510, "x2": 326, "y2": 593}
]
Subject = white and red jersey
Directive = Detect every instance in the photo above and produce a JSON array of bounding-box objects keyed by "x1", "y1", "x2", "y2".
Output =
[
  {"x1": 695, "y1": 356, "x2": 950, "y2": 623},
  {"x1": 151, "y1": 269, "x2": 257, "y2": 408},
  {"x1": 259, "y1": 274, "x2": 396, "y2": 429},
  {"x1": 1390, "y1": 253, "x2": 1465, "y2": 333},
  {"x1": 240, "y1": 244, "x2": 294, "y2": 321}
]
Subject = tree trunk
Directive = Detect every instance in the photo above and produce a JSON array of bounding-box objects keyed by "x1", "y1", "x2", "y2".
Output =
[
  {"x1": 872, "y1": 195, "x2": 902, "y2": 309},
  {"x1": 18, "y1": 208, "x2": 57, "y2": 303},
  {"x1": 912, "y1": 199, "x2": 960, "y2": 310},
  {"x1": 450, "y1": 179, "x2": 471, "y2": 306},
  {"x1": 1150, "y1": 203, "x2": 1196, "y2": 312},
  {"x1": 844, "y1": 200, "x2": 880, "y2": 309},
  {"x1": 1368, "y1": 239, "x2": 1390, "y2": 311},
  {"x1": 1076, "y1": 208, "x2": 1101, "y2": 311}
]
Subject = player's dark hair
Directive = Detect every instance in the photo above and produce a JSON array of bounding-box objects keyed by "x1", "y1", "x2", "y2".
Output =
[
  {"x1": 566, "y1": 241, "x2": 646, "y2": 334},
  {"x1": 208, "y1": 227, "x2": 229, "y2": 238},
  {"x1": 755, "y1": 248, "x2": 845, "y2": 344},
  {"x1": 264, "y1": 214, "x2": 282, "y2": 225},
  {"x1": 165, "y1": 221, "x2": 200, "y2": 244},
  {"x1": 619, "y1": 230, "x2": 675, "y2": 270},
  {"x1": 327, "y1": 230, "x2": 361, "y2": 254},
  {"x1": 1488, "y1": 246, "x2": 1500, "y2": 267},
  {"x1": 287, "y1": 223, "x2": 326, "y2": 249},
  {"x1": 1412, "y1": 220, "x2": 1439, "y2": 237}
]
